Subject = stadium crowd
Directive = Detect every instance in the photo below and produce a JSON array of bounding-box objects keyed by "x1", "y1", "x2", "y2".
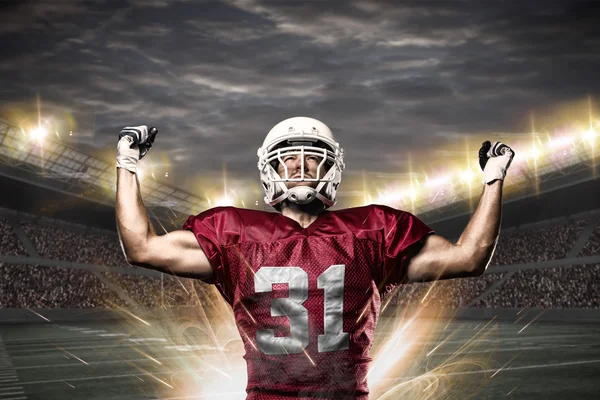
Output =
[
  {"x1": 0, "y1": 263, "x2": 126, "y2": 308},
  {"x1": 0, "y1": 263, "x2": 221, "y2": 309},
  {"x1": 474, "y1": 264, "x2": 600, "y2": 308},
  {"x1": 103, "y1": 272, "x2": 210, "y2": 308},
  {"x1": 20, "y1": 221, "x2": 129, "y2": 267},
  {"x1": 1, "y1": 215, "x2": 600, "y2": 309},
  {"x1": 490, "y1": 219, "x2": 587, "y2": 265},
  {"x1": 387, "y1": 272, "x2": 505, "y2": 308},
  {"x1": 580, "y1": 221, "x2": 600, "y2": 256},
  {"x1": 0, "y1": 217, "x2": 27, "y2": 256}
]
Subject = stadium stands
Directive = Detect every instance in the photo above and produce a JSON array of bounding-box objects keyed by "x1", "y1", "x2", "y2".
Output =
[
  {"x1": 0, "y1": 264, "x2": 126, "y2": 308},
  {"x1": 103, "y1": 273, "x2": 204, "y2": 308},
  {"x1": 1, "y1": 213, "x2": 600, "y2": 309},
  {"x1": 388, "y1": 273, "x2": 505, "y2": 308},
  {"x1": 20, "y1": 222, "x2": 129, "y2": 267},
  {"x1": 580, "y1": 220, "x2": 600, "y2": 257},
  {"x1": 0, "y1": 263, "x2": 218, "y2": 309},
  {"x1": 0, "y1": 217, "x2": 27, "y2": 256},
  {"x1": 491, "y1": 219, "x2": 587, "y2": 265},
  {"x1": 474, "y1": 264, "x2": 600, "y2": 308}
]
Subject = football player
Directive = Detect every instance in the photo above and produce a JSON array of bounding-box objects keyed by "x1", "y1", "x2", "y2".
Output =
[{"x1": 115, "y1": 117, "x2": 514, "y2": 399}]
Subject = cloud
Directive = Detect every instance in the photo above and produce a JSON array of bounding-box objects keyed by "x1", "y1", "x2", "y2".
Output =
[
  {"x1": 0, "y1": 0, "x2": 90, "y2": 33},
  {"x1": 0, "y1": 0, "x2": 599, "y2": 201},
  {"x1": 117, "y1": 24, "x2": 172, "y2": 37},
  {"x1": 185, "y1": 19, "x2": 273, "y2": 43}
]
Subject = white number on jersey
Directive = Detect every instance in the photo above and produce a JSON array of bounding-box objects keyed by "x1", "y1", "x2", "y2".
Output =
[{"x1": 254, "y1": 265, "x2": 349, "y2": 355}]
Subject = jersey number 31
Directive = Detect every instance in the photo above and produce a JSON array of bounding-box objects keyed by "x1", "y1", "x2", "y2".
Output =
[{"x1": 254, "y1": 265, "x2": 349, "y2": 355}]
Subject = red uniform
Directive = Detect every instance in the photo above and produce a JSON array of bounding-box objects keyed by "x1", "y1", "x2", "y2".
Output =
[{"x1": 183, "y1": 204, "x2": 433, "y2": 399}]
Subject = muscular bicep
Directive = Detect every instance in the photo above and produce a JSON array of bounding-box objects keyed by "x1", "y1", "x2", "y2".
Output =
[
  {"x1": 141, "y1": 230, "x2": 214, "y2": 280},
  {"x1": 404, "y1": 234, "x2": 477, "y2": 282}
]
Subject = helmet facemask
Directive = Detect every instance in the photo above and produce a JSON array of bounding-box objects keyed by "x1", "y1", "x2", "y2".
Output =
[{"x1": 258, "y1": 138, "x2": 344, "y2": 209}]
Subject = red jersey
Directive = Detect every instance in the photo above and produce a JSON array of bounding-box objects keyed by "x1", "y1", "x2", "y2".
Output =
[{"x1": 183, "y1": 204, "x2": 433, "y2": 399}]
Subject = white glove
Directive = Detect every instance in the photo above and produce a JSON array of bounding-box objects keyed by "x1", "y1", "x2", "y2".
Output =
[
  {"x1": 478, "y1": 141, "x2": 515, "y2": 184},
  {"x1": 116, "y1": 125, "x2": 157, "y2": 173}
]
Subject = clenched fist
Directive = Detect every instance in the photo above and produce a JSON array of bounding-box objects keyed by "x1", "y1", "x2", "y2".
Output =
[
  {"x1": 478, "y1": 141, "x2": 515, "y2": 184},
  {"x1": 116, "y1": 125, "x2": 158, "y2": 173}
]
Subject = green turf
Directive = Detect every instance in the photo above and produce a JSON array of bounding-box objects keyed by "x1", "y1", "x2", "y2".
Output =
[{"x1": 1, "y1": 317, "x2": 599, "y2": 399}]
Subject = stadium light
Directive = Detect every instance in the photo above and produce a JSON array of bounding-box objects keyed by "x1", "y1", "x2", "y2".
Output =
[
  {"x1": 407, "y1": 187, "x2": 418, "y2": 201},
  {"x1": 376, "y1": 190, "x2": 404, "y2": 205},
  {"x1": 582, "y1": 128, "x2": 597, "y2": 144},
  {"x1": 424, "y1": 175, "x2": 451, "y2": 188},
  {"x1": 521, "y1": 146, "x2": 541, "y2": 161},
  {"x1": 459, "y1": 169, "x2": 475, "y2": 184},
  {"x1": 548, "y1": 136, "x2": 574, "y2": 148},
  {"x1": 214, "y1": 195, "x2": 234, "y2": 207},
  {"x1": 30, "y1": 126, "x2": 48, "y2": 141}
]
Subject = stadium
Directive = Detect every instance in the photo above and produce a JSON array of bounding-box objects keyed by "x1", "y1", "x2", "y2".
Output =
[
  {"x1": 2, "y1": 1, "x2": 600, "y2": 398},
  {"x1": 1, "y1": 110, "x2": 599, "y2": 400}
]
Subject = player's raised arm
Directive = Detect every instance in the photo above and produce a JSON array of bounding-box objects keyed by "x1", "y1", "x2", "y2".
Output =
[
  {"x1": 405, "y1": 141, "x2": 514, "y2": 282},
  {"x1": 115, "y1": 125, "x2": 213, "y2": 280}
]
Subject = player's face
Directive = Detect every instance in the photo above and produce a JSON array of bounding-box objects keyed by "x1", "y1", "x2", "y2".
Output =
[{"x1": 277, "y1": 153, "x2": 326, "y2": 189}]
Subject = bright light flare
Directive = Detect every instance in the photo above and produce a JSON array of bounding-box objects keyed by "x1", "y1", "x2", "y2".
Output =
[
  {"x1": 424, "y1": 175, "x2": 451, "y2": 188},
  {"x1": 122, "y1": 309, "x2": 151, "y2": 326},
  {"x1": 407, "y1": 187, "x2": 418, "y2": 201},
  {"x1": 377, "y1": 191, "x2": 404, "y2": 204},
  {"x1": 582, "y1": 128, "x2": 597, "y2": 144},
  {"x1": 368, "y1": 312, "x2": 423, "y2": 387},
  {"x1": 30, "y1": 125, "x2": 48, "y2": 140},
  {"x1": 214, "y1": 195, "x2": 235, "y2": 207},
  {"x1": 26, "y1": 308, "x2": 51, "y2": 322},
  {"x1": 459, "y1": 169, "x2": 474, "y2": 184},
  {"x1": 521, "y1": 145, "x2": 541, "y2": 161},
  {"x1": 547, "y1": 136, "x2": 574, "y2": 148}
]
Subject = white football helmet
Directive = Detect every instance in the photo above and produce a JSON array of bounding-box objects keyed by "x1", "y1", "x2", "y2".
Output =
[{"x1": 257, "y1": 116, "x2": 345, "y2": 209}]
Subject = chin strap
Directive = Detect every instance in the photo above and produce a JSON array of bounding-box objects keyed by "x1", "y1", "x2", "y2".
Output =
[
  {"x1": 268, "y1": 167, "x2": 337, "y2": 208},
  {"x1": 268, "y1": 184, "x2": 335, "y2": 208},
  {"x1": 269, "y1": 187, "x2": 334, "y2": 208}
]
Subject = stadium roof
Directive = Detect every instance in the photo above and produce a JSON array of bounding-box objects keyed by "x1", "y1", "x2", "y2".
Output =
[
  {"x1": 0, "y1": 118, "x2": 599, "y2": 226},
  {"x1": 0, "y1": 119, "x2": 208, "y2": 222}
]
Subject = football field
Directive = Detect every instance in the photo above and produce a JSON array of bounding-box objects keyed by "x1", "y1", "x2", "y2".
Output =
[{"x1": 0, "y1": 316, "x2": 599, "y2": 399}]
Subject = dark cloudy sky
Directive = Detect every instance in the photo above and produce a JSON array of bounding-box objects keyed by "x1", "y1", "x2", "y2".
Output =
[{"x1": 1, "y1": 0, "x2": 600, "y2": 201}]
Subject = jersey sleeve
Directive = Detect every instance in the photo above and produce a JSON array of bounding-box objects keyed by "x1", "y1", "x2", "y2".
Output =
[
  {"x1": 376, "y1": 205, "x2": 434, "y2": 287},
  {"x1": 182, "y1": 207, "x2": 239, "y2": 286}
]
